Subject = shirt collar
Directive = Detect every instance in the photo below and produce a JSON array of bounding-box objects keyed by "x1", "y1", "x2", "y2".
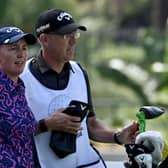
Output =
[
  {"x1": 35, "y1": 51, "x2": 74, "y2": 74},
  {"x1": 0, "y1": 70, "x2": 25, "y2": 92}
]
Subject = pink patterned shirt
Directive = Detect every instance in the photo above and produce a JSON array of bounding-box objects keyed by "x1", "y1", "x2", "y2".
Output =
[{"x1": 0, "y1": 71, "x2": 36, "y2": 168}]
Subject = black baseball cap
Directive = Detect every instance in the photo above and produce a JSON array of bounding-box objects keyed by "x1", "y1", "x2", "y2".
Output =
[
  {"x1": 35, "y1": 8, "x2": 87, "y2": 37},
  {"x1": 0, "y1": 26, "x2": 36, "y2": 45}
]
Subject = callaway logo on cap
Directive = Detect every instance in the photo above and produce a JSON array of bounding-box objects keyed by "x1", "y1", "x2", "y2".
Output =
[
  {"x1": 0, "y1": 26, "x2": 36, "y2": 45},
  {"x1": 35, "y1": 8, "x2": 87, "y2": 36}
]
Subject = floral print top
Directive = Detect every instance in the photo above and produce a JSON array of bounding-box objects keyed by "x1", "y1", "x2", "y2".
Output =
[{"x1": 0, "y1": 71, "x2": 36, "y2": 168}]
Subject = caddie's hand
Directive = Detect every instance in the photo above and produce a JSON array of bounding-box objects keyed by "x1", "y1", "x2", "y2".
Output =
[
  {"x1": 116, "y1": 121, "x2": 139, "y2": 144},
  {"x1": 45, "y1": 108, "x2": 82, "y2": 135}
]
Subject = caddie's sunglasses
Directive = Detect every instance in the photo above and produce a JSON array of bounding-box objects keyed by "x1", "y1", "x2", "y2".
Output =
[{"x1": 47, "y1": 31, "x2": 80, "y2": 40}]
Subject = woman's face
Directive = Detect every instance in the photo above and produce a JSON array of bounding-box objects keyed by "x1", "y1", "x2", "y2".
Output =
[{"x1": 0, "y1": 39, "x2": 28, "y2": 82}]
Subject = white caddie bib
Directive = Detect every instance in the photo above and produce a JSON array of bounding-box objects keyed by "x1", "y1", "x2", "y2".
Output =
[{"x1": 21, "y1": 60, "x2": 105, "y2": 168}]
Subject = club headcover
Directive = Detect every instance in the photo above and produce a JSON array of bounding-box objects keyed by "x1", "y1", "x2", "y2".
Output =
[{"x1": 135, "y1": 131, "x2": 164, "y2": 166}]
